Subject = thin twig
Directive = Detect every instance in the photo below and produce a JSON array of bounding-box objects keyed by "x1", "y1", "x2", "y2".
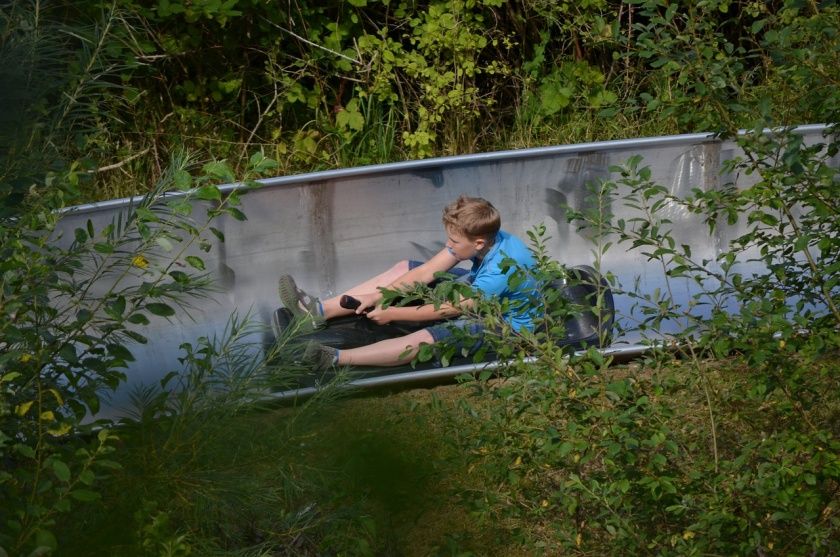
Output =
[
  {"x1": 699, "y1": 366, "x2": 720, "y2": 474},
  {"x1": 240, "y1": 84, "x2": 279, "y2": 162},
  {"x1": 780, "y1": 202, "x2": 840, "y2": 324},
  {"x1": 625, "y1": 4, "x2": 633, "y2": 79},
  {"x1": 261, "y1": 17, "x2": 361, "y2": 65},
  {"x1": 88, "y1": 147, "x2": 150, "y2": 173}
]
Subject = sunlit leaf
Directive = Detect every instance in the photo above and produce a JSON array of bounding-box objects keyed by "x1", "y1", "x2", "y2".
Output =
[{"x1": 185, "y1": 255, "x2": 205, "y2": 270}]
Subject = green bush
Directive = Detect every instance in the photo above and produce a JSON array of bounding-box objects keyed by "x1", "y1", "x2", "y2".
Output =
[
  {"x1": 6, "y1": 0, "x2": 836, "y2": 201},
  {"x1": 0, "y1": 153, "x2": 274, "y2": 556},
  {"x1": 443, "y1": 125, "x2": 840, "y2": 554}
]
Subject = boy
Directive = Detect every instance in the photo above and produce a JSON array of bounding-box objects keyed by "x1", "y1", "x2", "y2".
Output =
[{"x1": 279, "y1": 195, "x2": 538, "y2": 370}]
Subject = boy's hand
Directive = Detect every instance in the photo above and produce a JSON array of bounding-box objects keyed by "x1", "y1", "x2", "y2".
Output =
[
  {"x1": 366, "y1": 305, "x2": 395, "y2": 325},
  {"x1": 351, "y1": 292, "x2": 380, "y2": 315}
]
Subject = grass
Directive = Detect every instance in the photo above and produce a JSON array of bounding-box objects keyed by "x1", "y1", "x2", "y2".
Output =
[
  {"x1": 286, "y1": 387, "x2": 501, "y2": 555},
  {"x1": 46, "y1": 348, "x2": 840, "y2": 555},
  {"x1": 54, "y1": 381, "x2": 503, "y2": 556}
]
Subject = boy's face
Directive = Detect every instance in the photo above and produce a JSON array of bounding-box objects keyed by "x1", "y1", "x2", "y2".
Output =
[{"x1": 445, "y1": 228, "x2": 486, "y2": 261}]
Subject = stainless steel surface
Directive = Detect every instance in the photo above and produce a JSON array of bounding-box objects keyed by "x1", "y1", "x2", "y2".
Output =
[{"x1": 54, "y1": 125, "x2": 833, "y2": 417}]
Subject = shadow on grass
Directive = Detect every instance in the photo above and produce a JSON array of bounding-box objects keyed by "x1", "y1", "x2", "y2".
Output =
[
  {"x1": 54, "y1": 381, "x2": 511, "y2": 556},
  {"x1": 285, "y1": 387, "x2": 507, "y2": 556}
]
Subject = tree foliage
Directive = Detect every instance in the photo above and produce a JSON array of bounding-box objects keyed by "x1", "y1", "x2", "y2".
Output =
[
  {"x1": 441, "y1": 124, "x2": 839, "y2": 555},
  {"x1": 0, "y1": 152, "x2": 278, "y2": 555},
  {"x1": 2, "y1": 0, "x2": 837, "y2": 201}
]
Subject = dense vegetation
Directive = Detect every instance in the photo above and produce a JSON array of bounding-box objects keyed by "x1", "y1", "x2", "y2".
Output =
[
  {"x1": 1, "y1": 0, "x2": 839, "y2": 555},
  {"x1": 2, "y1": 0, "x2": 838, "y2": 204}
]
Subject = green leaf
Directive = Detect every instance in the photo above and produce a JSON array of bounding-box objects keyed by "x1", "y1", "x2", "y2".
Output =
[
  {"x1": 56, "y1": 334, "x2": 78, "y2": 363},
  {"x1": 86, "y1": 395, "x2": 100, "y2": 415},
  {"x1": 538, "y1": 83, "x2": 572, "y2": 116},
  {"x1": 156, "y1": 236, "x2": 174, "y2": 252},
  {"x1": 185, "y1": 255, "x2": 205, "y2": 270},
  {"x1": 174, "y1": 169, "x2": 192, "y2": 191},
  {"x1": 76, "y1": 308, "x2": 93, "y2": 323},
  {"x1": 1, "y1": 371, "x2": 22, "y2": 383},
  {"x1": 146, "y1": 303, "x2": 175, "y2": 317},
  {"x1": 52, "y1": 460, "x2": 71, "y2": 482},
  {"x1": 195, "y1": 185, "x2": 222, "y2": 201},
  {"x1": 254, "y1": 157, "x2": 278, "y2": 173},
  {"x1": 124, "y1": 330, "x2": 148, "y2": 344},
  {"x1": 167, "y1": 198, "x2": 193, "y2": 216},
  {"x1": 210, "y1": 227, "x2": 225, "y2": 242},
  {"x1": 750, "y1": 19, "x2": 767, "y2": 34},
  {"x1": 226, "y1": 207, "x2": 247, "y2": 221},
  {"x1": 70, "y1": 489, "x2": 100, "y2": 502},
  {"x1": 793, "y1": 235, "x2": 810, "y2": 252},
  {"x1": 135, "y1": 207, "x2": 157, "y2": 222},
  {"x1": 558, "y1": 442, "x2": 573, "y2": 457},
  {"x1": 107, "y1": 296, "x2": 126, "y2": 317},
  {"x1": 78, "y1": 469, "x2": 95, "y2": 486},
  {"x1": 336, "y1": 105, "x2": 364, "y2": 131},
  {"x1": 249, "y1": 152, "x2": 264, "y2": 165},
  {"x1": 34, "y1": 528, "x2": 58, "y2": 551},
  {"x1": 606, "y1": 380, "x2": 629, "y2": 397},
  {"x1": 169, "y1": 270, "x2": 189, "y2": 283},
  {"x1": 107, "y1": 344, "x2": 135, "y2": 362},
  {"x1": 202, "y1": 161, "x2": 235, "y2": 182},
  {"x1": 94, "y1": 459, "x2": 123, "y2": 470},
  {"x1": 127, "y1": 313, "x2": 149, "y2": 325},
  {"x1": 416, "y1": 343, "x2": 434, "y2": 362},
  {"x1": 47, "y1": 422, "x2": 73, "y2": 437},
  {"x1": 14, "y1": 443, "x2": 36, "y2": 459}
]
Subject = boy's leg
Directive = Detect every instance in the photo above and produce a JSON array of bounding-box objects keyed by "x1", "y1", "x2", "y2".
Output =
[
  {"x1": 320, "y1": 260, "x2": 411, "y2": 319},
  {"x1": 303, "y1": 319, "x2": 483, "y2": 370},
  {"x1": 337, "y1": 328, "x2": 435, "y2": 367}
]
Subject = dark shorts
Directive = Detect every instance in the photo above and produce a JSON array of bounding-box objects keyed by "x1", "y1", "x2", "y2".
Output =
[
  {"x1": 426, "y1": 318, "x2": 485, "y2": 344},
  {"x1": 407, "y1": 260, "x2": 484, "y2": 353}
]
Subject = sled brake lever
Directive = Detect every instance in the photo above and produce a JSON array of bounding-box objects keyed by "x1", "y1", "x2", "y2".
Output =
[{"x1": 340, "y1": 295, "x2": 371, "y2": 314}]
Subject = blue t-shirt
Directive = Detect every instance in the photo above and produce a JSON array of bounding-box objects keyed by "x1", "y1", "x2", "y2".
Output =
[{"x1": 467, "y1": 230, "x2": 538, "y2": 332}]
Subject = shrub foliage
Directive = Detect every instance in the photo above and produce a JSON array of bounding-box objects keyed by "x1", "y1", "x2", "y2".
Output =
[
  {"x1": 2, "y1": 0, "x2": 838, "y2": 200},
  {"x1": 0, "y1": 153, "x2": 277, "y2": 555},
  {"x1": 447, "y1": 125, "x2": 840, "y2": 554}
]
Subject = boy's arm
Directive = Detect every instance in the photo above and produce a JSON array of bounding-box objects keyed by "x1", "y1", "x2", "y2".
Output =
[
  {"x1": 366, "y1": 295, "x2": 474, "y2": 325},
  {"x1": 351, "y1": 248, "x2": 459, "y2": 312},
  {"x1": 388, "y1": 247, "x2": 459, "y2": 289}
]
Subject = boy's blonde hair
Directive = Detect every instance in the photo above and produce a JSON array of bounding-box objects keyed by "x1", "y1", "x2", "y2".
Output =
[{"x1": 442, "y1": 195, "x2": 501, "y2": 241}]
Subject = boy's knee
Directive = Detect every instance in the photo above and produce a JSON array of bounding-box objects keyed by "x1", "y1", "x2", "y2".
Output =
[
  {"x1": 417, "y1": 328, "x2": 435, "y2": 345},
  {"x1": 406, "y1": 328, "x2": 435, "y2": 346}
]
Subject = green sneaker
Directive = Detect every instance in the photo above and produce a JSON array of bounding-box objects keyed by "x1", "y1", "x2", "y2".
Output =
[
  {"x1": 278, "y1": 274, "x2": 325, "y2": 328},
  {"x1": 303, "y1": 341, "x2": 338, "y2": 372}
]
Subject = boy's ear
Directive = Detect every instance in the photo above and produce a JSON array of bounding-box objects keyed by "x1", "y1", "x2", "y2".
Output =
[{"x1": 473, "y1": 237, "x2": 487, "y2": 251}]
